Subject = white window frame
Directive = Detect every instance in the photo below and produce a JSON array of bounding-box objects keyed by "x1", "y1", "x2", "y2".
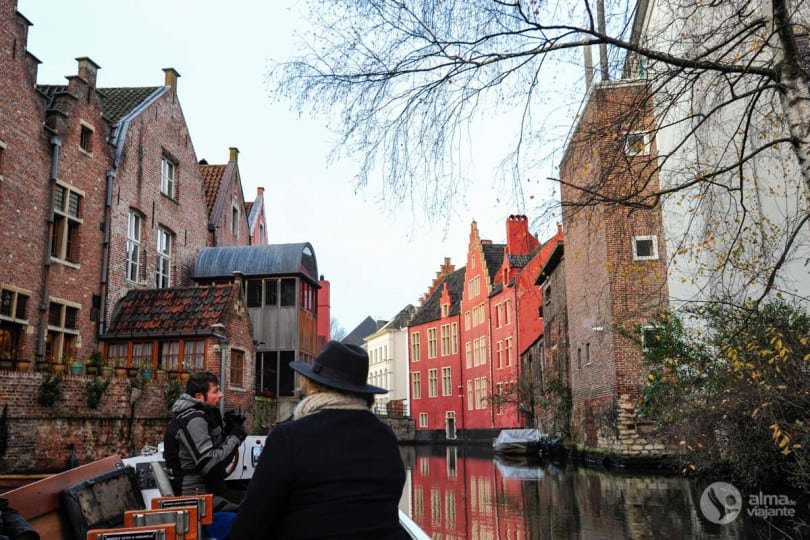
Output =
[
  {"x1": 419, "y1": 412, "x2": 428, "y2": 428},
  {"x1": 126, "y1": 211, "x2": 142, "y2": 283},
  {"x1": 156, "y1": 226, "x2": 173, "y2": 288},
  {"x1": 441, "y1": 366, "x2": 452, "y2": 396},
  {"x1": 624, "y1": 131, "x2": 650, "y2": 156},
  {"x1": 411, "y1": 332, "x2": 420, "y2": 361},
  {"x1": 427, "y1": 328, "x2": 437, "y2": 358},
  {"x1": 160, "y1": 156, "x2": 176, "y2": 199},
  {"x1": 428, "y1": 368, "x2": 438, "y2": 398},
  {"x1": 641, "y1": 325, "x2": 659, "y2": 353},
  {"x1": 411, "y1": 371, "x2": 422, "y2": 399},
  {"x1": 633, "y1": 235, "x2": 659, "y2": 261}
]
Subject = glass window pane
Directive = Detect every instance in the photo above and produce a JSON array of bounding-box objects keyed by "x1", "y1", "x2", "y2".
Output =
[
  {"x1": 0, "y1": 290, "x2": 12, "y2": 317},
  {"x1": 247, "y1": 279, "x2": 262, "y2": 308},
  {"x1": 15, "y1": 293, "x2": 27, "y2": 319},
  {"x1": 265, "y1": 279, "x2": 278, "y2": 306},
  {"x1": 280, "y1": 279, "x2": 296, "y2": 307},
  {"x1": 64, "y1": 306, "x2": 78, "y2": 329}
]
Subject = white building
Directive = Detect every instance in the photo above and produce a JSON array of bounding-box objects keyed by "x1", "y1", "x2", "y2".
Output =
[{"x1": 365, "y1": 305, "x2": 416, "y2": 414}]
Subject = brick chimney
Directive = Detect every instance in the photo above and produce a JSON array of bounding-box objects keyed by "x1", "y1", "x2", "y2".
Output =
[
  {"x1": 257, "y1": 186, "x2": 265, "y2": 198},
  {"x1": 506, "y1": 214, "x2": 539, "y2": 256},
  {"x1": 162, "y1": 67, "x2": 180, "y2": 91},
  {"x1": 76, "y1": 57, "x2": 100, "y2": 88},
  {"x1": 229, "y1": 147, "x2": 239, "y2": 162},
  {"x1": 317, "y1": 275, "x2": 331, "y2": 348}
]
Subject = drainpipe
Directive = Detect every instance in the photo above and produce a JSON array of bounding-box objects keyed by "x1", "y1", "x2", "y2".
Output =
[
  {"x1": 211, "y1": 323, "x2": 229, "y2": 414},
  {"x1": 98, "y1": 170, "x2": 115, "y2": 336},
  {"x1": 36, "y1": 136, "x2": 62, "y2": 359}
]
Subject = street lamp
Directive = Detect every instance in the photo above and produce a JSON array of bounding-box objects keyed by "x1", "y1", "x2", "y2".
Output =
[{"x1": 210, "y1": 323, "x2": 229, "y2": 415}]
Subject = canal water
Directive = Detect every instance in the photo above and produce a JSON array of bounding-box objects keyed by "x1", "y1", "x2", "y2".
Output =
[{"x1": 399, "y1": 446, "x2": 810, "y2": 539}]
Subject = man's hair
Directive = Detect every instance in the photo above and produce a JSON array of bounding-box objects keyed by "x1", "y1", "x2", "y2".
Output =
[{"x1": 187, "y1": 371, "x2": 219, "y2": 397}]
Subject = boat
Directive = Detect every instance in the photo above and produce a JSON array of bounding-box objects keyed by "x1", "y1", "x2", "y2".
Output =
[
  {"x1": 2, "y1": 437, "x2": 430, "y2": 539},
  {"x1": 492, "y1": 428, "x2": 544, "y2": 455}
]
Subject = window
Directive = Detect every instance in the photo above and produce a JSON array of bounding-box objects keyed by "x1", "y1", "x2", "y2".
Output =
[
  {"x1": 183, "y1": 340, "x2": 205, "y2": 371},
  {"x1": 79, "y1": 123, "x2": 93, "y2": 154},
  {"x1": 495, "y1": 304, "x2": 502, "y2": 328},
  {"x1": 160, "y1": 156, "x2": 176, "y2": 199},
  {"x1": 419, "y1": 412, "x2": 428, "y2": 428},
  {"x1": 577, "y1": 348, "x2": 582, "y2": 370},
  {"x1": 247, "y1": 279, "x2": 262, "y2": 308},
  {"x1": 156, "y1": 226, "x2": 173, "y2": 288},
  {"x1": 496, "y1": 340, "x2": 504, "y2": 369},
  {"x1": 641, "y1": 326, "x2": 660, "y2": 352},
  {"x1": 464, "y1": 311, "x2": 471, "y2": 330},
  {"x1": 442, "y1": 367, "x2": 452, "y2": 396},
  {"x1": 159, "y1": 341, "x2": 180, "y2": 371},
  {"x1": 428, "y1": 368, "x2": 438, "y2": 397},
  {"x1": 45, "y1": 300, "x2": 79, "y2": 363},
  {"x1": 132, "y1": 342, "x2": 152, "y2": 370},
  {"x1": 0, "y1": 286, "x2": 29, "y2": 323},
  {"x1": 504, "y1": 300, "x2": 511, "y2": 324},
  {"x1": 505, "y1": 337, "x2": 513, "y2": 367},
  {"x1": 280, "y1": 278, "x2": 296, "y2": 306},
  {"x1": 414, "y1": 489, "x2": 424, "y2": 517},
  {"x1": 496, "y1": 382, "x2": 504, "y2": 415},
  {"x1": 265, "y1": 278, "x2": 279, "y2": 306},
  {"x1": 468, "y1": 276, "x2": 480, "y2": 299},
  {"x1": 465, "y1": 341, "x2": 472, "y2": 369},
  {"x1": 467, "y1": 380, "x2": 474, "y2": 410},
  {"x1": 230, "y1": 349, "x2": 244, "y2": 387},
  {"x1": 411, "y1": 332, "x2": 420, "y2": 361},
  {"x1": 232, "y1": 206, "x2": 240, "y2": 237},
  {"x1": 624, "y1": 131, "x2": 650, "y2": 156},
  {"x1": 427, "y1": 328, "x2": 437, "y2": 358},
  {"x1": 107, "y1": 343, "x2": 128, "y2": 368},
  {"x1": 475, "y1": 377, "x2": 488, "y2": 409},
  {"x1": 585, "y1": 342, "x2": 591, "y2": 365},
  {"x1": 51, "y1": 184, "x2": 83, "y2": 263},
  {"x1": 441, "y1": 303, "x2": 449, "y2": 317},
  {"x1": 440, "y1": 324, "x2": 451, "y2": 356},
  {"x1": 633, "y1": 235, "x2": 659, "y2": 260},
  {"x1": 431, "y1": 489, "x2": 441, "y2": 525},
  {"x1": 411, "y1": 371, "x2": 421, "y2": 399},
  {"x1": 126, "y1": 211, "x2": 142, "y2": 282},
  {"x1": 451, "y1": 323, "x2": 458, "y2": 354}
]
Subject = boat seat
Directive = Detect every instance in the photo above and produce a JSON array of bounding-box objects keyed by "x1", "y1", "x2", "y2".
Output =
[
  {"x1": 61, "y1": 466, "x2": 146, "y2": 540},
  {"x1": 86, "y1": 522, "x2": 178, "y2": 539},
  {"x1": 124, "y1": 506, "x2": 200, "y2": 540}
]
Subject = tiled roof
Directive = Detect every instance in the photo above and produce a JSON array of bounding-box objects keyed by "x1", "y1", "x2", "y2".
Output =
[
  {"x1": 410, "y1": 267, "x2": 466, "y2": 326},
  {"x1": 200, "y1": 164, "x2": 226, "y2": 215},
  {"x1": 377, "y1": 305, "x2": 416, "y2": 333},
  {"x1": 99, "y1": 87, "x2": 161, "y2": 124},
  {"x1": 483, "y1": 243, "x2": 506, "y2": 282},
  {"x1": 244, "y1": 201, "x2": 254, "y2": 217},
  {"x1": 106, "y1": 285, "x2": 232, "y2": 337},
  {"x1": 490, "y1": 282, "x2": 504, "y2": 296},
  {"x1": 508, "y1": 253, "x2": 533, "y2": 268},
  {"x1": 342, "y1": 316, "x2": 386, "y2": 346}
]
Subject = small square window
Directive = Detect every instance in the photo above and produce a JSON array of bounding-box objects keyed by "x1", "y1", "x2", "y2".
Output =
[
  {"x1": 641, "y1": 325, "x2": 660, "y2": 352},
  {"x1": 624, "y1": 132, "x2": 650, "y2": 156},
  {"x1": 633, "y1": 235, "x2": 658, "y2": 260},
  {"x1": 80, "y1": 125, "x2": 93, "y2": 154}
]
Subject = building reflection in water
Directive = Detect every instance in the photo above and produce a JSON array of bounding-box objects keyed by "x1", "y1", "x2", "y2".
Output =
[{"x1": 397, "y1": 446, "x2": 780, "y2": 539}]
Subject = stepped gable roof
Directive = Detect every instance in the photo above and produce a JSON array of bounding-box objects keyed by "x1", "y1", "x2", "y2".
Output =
[
  {"x1": 99, "y1": 87, "x2": 161, "y2": 123},
  {"x1": 200, "y1": 164, "x2": 227, "y2": 214},
  {"x1": 194, "y1": 243, "x2": 318, "y2": 282},
  {"x1": 410, "y1": 267, "x2": 466, "y2": 326},
  {"x1": 342, "y1": 316, "x2": 386, "y2": 346},
  {"x1": 482, "y1": 243, "x2": 506, "y2": 282},
  {"x1": 106, "y1": 285, "x2": 231, "y2": 337},
  {"x1": 36, "y1": 84, "x2": 67, "y2": 106}
]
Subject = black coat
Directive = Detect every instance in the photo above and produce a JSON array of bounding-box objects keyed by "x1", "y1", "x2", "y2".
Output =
[{"x1": 229, "y1": 409, "x2": 408, "y2": 540}]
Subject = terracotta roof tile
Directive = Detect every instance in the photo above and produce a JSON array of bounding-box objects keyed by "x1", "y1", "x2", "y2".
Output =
[
  {"x1": 199, "y1": 164, "x2": 226, "y2": 215},
  {"x1": 106, "y1": 285, "x2": 232, "y2": 337}
]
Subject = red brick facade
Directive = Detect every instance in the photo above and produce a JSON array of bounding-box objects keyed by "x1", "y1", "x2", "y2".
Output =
[{"x1": 560, "y1": 81, "x2": 669, "y2": 453}]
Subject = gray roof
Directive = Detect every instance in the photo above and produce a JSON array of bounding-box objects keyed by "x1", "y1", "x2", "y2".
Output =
[
  {"x1": 483, "y1": 243, "x2": 506, "y2": 282},
  {"x1": 192, "y1": 243, "x2": 318, "y2": 282},
  {"x1": 342, "y1": 317, "x2": 386, "y2": 346},
  {"x1": 508, "y1": 253, "x2": 533, "y2": 268},
  {"x1": 409, "y1": 267, "x2": 466, "y2": 326},
  {"x1": 377, "y1": 304, "x2": 416, "y2": 333},
  {"x1": 100, "y1": 87, "x2": 161, "y2": 123}
]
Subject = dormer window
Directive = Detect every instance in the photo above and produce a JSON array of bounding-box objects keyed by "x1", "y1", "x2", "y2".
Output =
[{"x1": 441, "y1": 303, "x2": 449, "y2": 317}]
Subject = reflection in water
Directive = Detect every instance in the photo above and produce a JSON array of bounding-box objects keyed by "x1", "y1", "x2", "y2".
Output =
[{"x1": 399, "y1": 446, "x2": 808, "y2": 539}]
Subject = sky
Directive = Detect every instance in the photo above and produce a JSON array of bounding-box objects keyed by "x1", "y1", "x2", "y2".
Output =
[{"x1": 19, "y1": 0, "x2": 567, "y2": 333}]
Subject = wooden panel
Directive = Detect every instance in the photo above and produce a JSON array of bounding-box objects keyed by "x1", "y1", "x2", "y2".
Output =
[{"x1": 4, "y1": 455, "x2": 123, "y2": 521}]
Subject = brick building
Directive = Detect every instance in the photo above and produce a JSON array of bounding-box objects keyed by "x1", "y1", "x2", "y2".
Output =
[
  {"x1": 408, "y1": 260, "x2": 465, "y2": 441},
  {"x1": 560, "y1": 80, "x2": 669, "y2": 453},
  {"x1": 200, "y1": 147, "x2": 251, "y2": 247},
  {"x1": 245, "y1": 186, "x2": 268, "y2": 246}
]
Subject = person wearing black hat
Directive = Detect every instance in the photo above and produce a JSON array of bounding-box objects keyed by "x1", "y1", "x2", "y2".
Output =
[{"x1": 229, "y1": 341, "x2": 408, "y2": 540}]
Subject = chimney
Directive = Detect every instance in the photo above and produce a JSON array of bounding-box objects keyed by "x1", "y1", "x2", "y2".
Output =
[
  {"x1": 76, "y1": 57, "x2": 100, "y2": 88},
  {"x1": 583, "y1": 45, "x2": 594, "y2": 91},
  {"x1": 506, "y1": 214, "x2": 539, "y2": 256},
  {"x1": 257, "y1": 186, "x2": 265, "y2": 198},
  {"x1": 596, "y1": 0, "x2": 609, "y2": 82},
  {"x1": 317, "y1": 276, "x2": 331, "y2": 346},
  {"x1": 162, "y1": 67, "x2": 180, "y2": 91},
  {"x1": 229, "y1": 147, "x2": 239, "y2": 162}
]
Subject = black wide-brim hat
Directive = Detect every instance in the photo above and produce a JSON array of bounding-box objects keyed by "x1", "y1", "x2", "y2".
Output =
[{"x1": 289, "y1": 340, "x2": 388, "y2": 395}]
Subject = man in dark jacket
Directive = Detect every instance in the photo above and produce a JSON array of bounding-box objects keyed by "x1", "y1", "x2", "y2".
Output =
[
  {"x1": 230, "y1": 341, "x2": 408, "y2": 539},
  {"x1": 163, "y1": 371, "x2": 247, "y2": 511}
]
